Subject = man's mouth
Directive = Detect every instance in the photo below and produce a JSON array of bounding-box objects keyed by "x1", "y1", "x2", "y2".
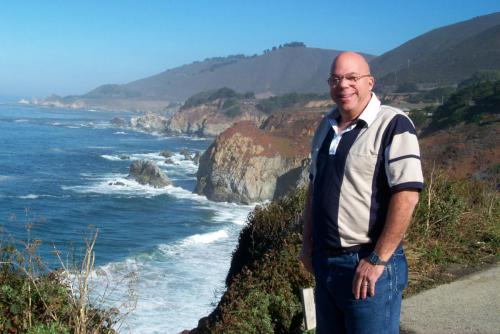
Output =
[{"x1": 337, "y1": 93, "x2": 355, "y2": 101}]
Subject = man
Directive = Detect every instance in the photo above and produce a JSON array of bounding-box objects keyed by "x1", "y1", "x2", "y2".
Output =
[{"x1": 300, "y1": 51, "x2": 423, "y2": 334}]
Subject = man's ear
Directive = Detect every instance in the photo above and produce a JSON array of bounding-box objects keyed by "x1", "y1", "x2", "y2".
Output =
[{"x1": 368, "y1": 76, "x2": 375, "y2": 90}]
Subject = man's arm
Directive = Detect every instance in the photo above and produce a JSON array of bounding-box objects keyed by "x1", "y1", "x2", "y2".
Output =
[
  {"x1": 300, "y1": 181, "x2": 314, "y2": 273},
  {"x1": 352, "y1": 189, "x2": 419, "y2": 299}
]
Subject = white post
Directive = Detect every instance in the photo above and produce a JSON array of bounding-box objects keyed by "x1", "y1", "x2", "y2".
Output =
[{"x1": 301, "y1": 287, "x2": 316, "y2": 330}]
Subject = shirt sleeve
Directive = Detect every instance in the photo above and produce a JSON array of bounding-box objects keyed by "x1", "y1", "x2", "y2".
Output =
[{"x1": 383, "y1": 114, "x2": 424, "y2": 193}]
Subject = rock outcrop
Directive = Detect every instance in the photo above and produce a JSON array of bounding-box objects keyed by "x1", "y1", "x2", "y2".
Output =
[
  {"x1": 166, "y1": 98, "x2": 267, "y2": 137},
  {"x1": 129, "y1": 113, "x2": 168, "y2": 133},
  {"x1": 195, "y1": 111, "x2": 323, "y2": 204},
  {"x1": 128, "y1": 160, "x2": 172, "y2": 188}
]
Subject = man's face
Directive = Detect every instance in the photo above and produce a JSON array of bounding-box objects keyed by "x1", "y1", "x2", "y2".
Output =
[{"x1": 329, "y1": 54, "x2": 374, "y2": 116}]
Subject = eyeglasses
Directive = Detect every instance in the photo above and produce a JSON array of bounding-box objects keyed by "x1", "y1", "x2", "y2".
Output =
[{"x1": 327, "y1": 74, "x2": 372, "y2": 87}]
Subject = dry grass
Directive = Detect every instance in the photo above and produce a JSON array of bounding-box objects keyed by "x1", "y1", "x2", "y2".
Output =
[{"x1": 404, "y1": 166, "x2": 499, "y2": 295}]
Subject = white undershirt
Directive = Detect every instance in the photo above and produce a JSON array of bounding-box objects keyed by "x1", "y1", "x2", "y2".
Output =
[{"x1": 328, "y1": 118, "x2": 358, "y2": 155}]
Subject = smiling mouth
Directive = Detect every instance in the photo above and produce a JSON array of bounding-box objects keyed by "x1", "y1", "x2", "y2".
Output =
[{"x1": 337, "y1": 93, "x2": 354, "y2": 100}]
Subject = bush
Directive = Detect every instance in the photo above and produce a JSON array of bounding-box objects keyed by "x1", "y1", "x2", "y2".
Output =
[
  {"x1": 0, "y1": 226, "x2": 133, "y2": 334},
  {"x1": 196, "y1": 189, "x2": 314, "y2": 334},
  {"x1": 429, "y1": 80, "x2": 500, "y2": 130},
  {"x1": 405, "y1": 168, "x2": 499, "y2": 293},
  {"x1": 182, "y1": 87, "x2": 239, "y2": 109},
  {"x1": 256, "y1": 93, "x2": 329, "y2": 114}
]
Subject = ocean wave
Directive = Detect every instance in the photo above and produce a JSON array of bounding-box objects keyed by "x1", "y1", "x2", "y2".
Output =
[
  {"x1": 61, "y1": 175, "x2": 173, "y2": 198},
  {"x1": 88, "y1": 226, "x2": 240, "y2": 333},
  {"x1": 80, "y1": 229, "x2": 239, "y2": 333},
  {"x1": 17, "y1": 194, "x2": 59, "y2": 200},
  {"x1": 113, "y1": 131, "x2": 127, "y2": 135},
  {"x1": 100, "y1": 154, "x2": 126, "y2": 161},
  {"x1": 99, "y1": 151, "x2": 200, "y2": 176},
  {"x1": 0, "y1": 175, "x2": 12, "y2": 182},
  {"x1": 18, "y1": 194, "x2": 40, "y2": 199},
  {"x1": 181, "y1": 229, "x2": 229, "y2": 246}
]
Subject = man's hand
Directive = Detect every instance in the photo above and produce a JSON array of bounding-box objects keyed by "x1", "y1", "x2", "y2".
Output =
[
  {"x1": 352, "y1": 258, "x2": 385, "y2": 299},
  {"x1": 299, "y1": 247, "x2": 314, "y2": 274}
]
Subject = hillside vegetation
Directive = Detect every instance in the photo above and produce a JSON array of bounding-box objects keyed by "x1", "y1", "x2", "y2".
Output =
[
  {"x1": 371, "y1": 12, "x2": 500, "y2": 88},
  {"x1": 429, "y1": 79, "x2": 500, "y2": 130}
]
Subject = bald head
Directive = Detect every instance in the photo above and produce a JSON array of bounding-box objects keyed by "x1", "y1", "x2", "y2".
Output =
[
  {"x1": 331, "y1": 51, "x2": 371, "y2": 77},
  {"x1": 328, "y1": 51, "x2": 375, "y2": 119}
]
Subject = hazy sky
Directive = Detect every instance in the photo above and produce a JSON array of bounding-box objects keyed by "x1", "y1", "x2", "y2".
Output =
[{"x1": 1, "y1": 1, "x2": 499, "y2": 98}]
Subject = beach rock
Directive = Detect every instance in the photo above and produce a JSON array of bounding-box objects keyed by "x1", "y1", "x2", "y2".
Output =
[
  {"x1": 195, "y1": 111, "x2": 322, "y2": 204},
  {"x1": 128, "y1": 160, "x2": 172, "y2": 188},
  {"x1": 165, "y1": 158, "x2": 175, "y2": 165}
]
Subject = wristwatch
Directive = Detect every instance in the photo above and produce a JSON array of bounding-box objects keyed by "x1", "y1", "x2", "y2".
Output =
[{"x1": 367, "y1": 251, "x2": 388, "y2": 266}]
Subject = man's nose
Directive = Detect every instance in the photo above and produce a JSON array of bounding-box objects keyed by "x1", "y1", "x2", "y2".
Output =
[{"x1": 337, "y1": 76, "x2": 351, "y2": 88}]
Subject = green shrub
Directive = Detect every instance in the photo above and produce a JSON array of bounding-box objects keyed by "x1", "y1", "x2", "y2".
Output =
[
  {"x1": 429, "y1": 80, "x2": 500, "y2": 130},
  {"x1": 405, "y1": 169, "x2": 499, "y2": 293},
  {"x1": 0, "y1": 228, "x2": 123, "y2": 334},
  {"x1": 197, "y1": 189, "x2": 313, "y2": 334},
  {"x1": 256, "y1": 93, "x2": 329, "y2": 114}
]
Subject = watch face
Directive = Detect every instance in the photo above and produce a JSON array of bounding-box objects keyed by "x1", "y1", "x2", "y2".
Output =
[
  {"x1": 369, "y1": 252, "x2": 379, "y2": 265},
  {"x1": 368, "y1": 251, "x2": 385, "y2": 265}
]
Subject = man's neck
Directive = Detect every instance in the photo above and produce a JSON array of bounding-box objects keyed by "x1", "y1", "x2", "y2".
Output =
[{"x1": 337, "y1": 96, "x2": 372, "y2": 131}]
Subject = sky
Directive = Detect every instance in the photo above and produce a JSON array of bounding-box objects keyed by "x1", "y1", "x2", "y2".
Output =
[{"x1": 1, "y1": 1, "x2": 499, "y2": 98}]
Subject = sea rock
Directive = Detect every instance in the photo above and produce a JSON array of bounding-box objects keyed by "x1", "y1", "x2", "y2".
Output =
[
  {"x1": 108, "y1": 181, "x2": 126, "y2": 186},
  {"x1": 130, "y1": 112, "x2": 168, "y2": 133},
  {"x1": 193, "y1": 151, "x2": 201, "y2": 165},
  {"x1": 128, "y1": 160, "x2": 172, "y2": 188},
  {"x1": 195, "y1": 111, "x2": 322, "y2": 204},
  {"x1": 159, "y1": 150, "x2": 174, "y2": 158},
  {"x1": 119, "y1": 155, "x2": 130, "y2": 160},
  {"x1": 180, "y1": 148, "x2": 192, "y2": 160},
  {"x1": 110, "y1": 117, "x2": 128, "y2": 127}
]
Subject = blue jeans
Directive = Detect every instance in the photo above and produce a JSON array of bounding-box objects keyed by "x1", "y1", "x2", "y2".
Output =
[{"x1": 312, "y1": 247, "x2": 408, "y2": 334}]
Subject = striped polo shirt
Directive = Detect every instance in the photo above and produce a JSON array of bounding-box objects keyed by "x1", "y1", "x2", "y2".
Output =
[{"x1": 309, "y1": 94, "x2": 423, "y2": 249}]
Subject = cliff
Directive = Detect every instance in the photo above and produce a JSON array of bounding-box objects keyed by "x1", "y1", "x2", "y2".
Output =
[{"x1": 195, "y1": 111, "x2": 323, "y2": 204}]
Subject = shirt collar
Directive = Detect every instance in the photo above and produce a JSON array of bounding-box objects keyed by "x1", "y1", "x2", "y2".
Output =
[{"x1": 327, "y1": 93, "x2": 381, "y2": 128}]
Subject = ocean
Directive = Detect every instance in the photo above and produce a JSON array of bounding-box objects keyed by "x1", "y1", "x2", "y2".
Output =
[{"x1": 0, "y1": 103, "x2": 255, "y2": 333}]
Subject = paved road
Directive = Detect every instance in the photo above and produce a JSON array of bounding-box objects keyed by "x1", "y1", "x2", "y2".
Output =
[{"x1": 400, "y1": 264, "x2": 500, "y2": 334}]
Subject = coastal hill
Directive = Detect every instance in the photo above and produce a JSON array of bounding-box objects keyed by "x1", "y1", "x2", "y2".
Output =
[
  {"x1": 30, "y1": 13, "x2": 500, "y2": 112},
  {"x1": 33, "y1": 44, "x2": 367, "y2": 111},
  {"x1": 371, "y1": 12, "x2": 500, "y2": 88},
  {"x1": 120, "y1": 44, "x2": 357, "y2": 100}
]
